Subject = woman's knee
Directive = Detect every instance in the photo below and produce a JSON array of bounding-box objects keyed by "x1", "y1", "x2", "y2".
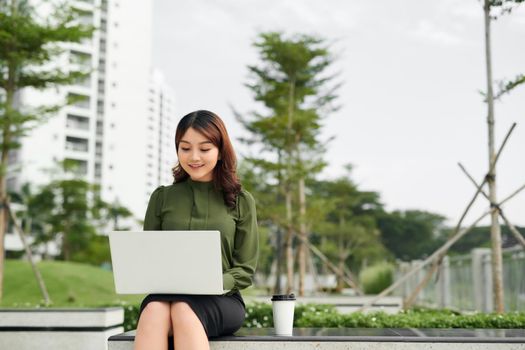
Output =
[
  {"x1": 170, "y1": 302, "x2": 198, "y2": 327},
  {"x1": 139, "y1": 301, "x2": 171, "y2": 330}
]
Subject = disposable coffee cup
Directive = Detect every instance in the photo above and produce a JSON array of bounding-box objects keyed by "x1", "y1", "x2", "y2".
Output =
[{"x1": 271, "y1": 293, "x2": 296, "y2": 336}]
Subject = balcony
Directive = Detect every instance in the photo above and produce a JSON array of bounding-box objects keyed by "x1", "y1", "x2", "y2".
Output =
[
  {"x1": 65, "y1": 136, "x2": 89, "y2": 153},
  {"x1": 66, "y1": 114, "x2": 90, "y2": 131}
]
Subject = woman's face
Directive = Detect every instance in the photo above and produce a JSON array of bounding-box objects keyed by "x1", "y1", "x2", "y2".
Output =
[{"x1": 177, "y1": 127, "x2": 220, "y2": 182}]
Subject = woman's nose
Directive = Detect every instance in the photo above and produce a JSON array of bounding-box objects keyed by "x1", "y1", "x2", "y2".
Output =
[{"x1": 190, "y1": 150, "x2": 200, "y2": 161}]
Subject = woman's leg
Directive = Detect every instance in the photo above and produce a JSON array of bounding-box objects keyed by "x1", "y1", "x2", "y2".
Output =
[
  {"x1": 170, "y1": 301, "x2": 209, "y2": 350},
  {"x1": 134, "y1": 301, "x2": 172, "y2": 350}
]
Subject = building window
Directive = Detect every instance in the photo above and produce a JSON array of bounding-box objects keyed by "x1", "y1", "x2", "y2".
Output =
[
  {"x1": 65, "y1": 136, "x2": 89, "y2": 152},
  {"x1": 66, "y1": 114, "x2": 89, "y2": 131}
]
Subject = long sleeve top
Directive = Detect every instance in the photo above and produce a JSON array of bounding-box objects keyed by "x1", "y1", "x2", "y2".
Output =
[{"x1": 143, "y1": 178, "x2": 259, "y2": 294}]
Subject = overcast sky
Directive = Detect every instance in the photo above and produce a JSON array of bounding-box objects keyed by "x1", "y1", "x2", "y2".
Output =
[{"x1": 152, "y1": 0, "x2": 525, "y2": 227}]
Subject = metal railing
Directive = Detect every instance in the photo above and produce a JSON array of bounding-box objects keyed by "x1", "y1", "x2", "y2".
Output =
[{"x1": 394, "y1": 245, "x2": 525, "y2": 312}]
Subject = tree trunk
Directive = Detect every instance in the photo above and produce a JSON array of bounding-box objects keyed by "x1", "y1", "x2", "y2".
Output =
[
  {"x1": 335, "y1": 217, "x2": 346, "y2": 292},
  {"x1": 273, "y1": 227, "x2": 283, "y2": 294},
  {"x1": 483, "y1": 0, "x2": 505, "y2": 313},
  {"x1": 297, "y1": 177, "x2": 307, "y2": 296},
  {"x1": 336, "y1": 252, "x2": 345, "y2": 293},
  {"x1": 285, "y1": 190, "x2": 294, "y2": 294},
  {"x1": 285, "y1": 77, "x2": 296, "y2": 294},
  {"x1": 0, "y1": 50, "x2": 17, "y2": 300},
  {"x1": 0, "y1": 198, "x2": 6, "y2": 301},
  {"x1": 8, "y1": 203, "x2": 51, "y2": 305}
]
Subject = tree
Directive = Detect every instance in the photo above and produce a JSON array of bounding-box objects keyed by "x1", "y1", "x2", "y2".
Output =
[
  {"x1": 0, "y1": 0, "x2": 93, "y2": 299},
  {"x1": 377, "y1": 210, "x2": 447, "y2": 261},
  {"x1": 310, "y1": 169, "x2": 386, "y2": 291},
  {"x1": 9, "y1": 183, "x2": 55, "y2": 258},
  {"x1": 481, "y1": 0, "x2": 524, "y2": 313},
  {"x1": 33, "y1": 161, "x2": 131, "y2": 263},
  {"x1": 9, "y1": 161, "x2": 133, "y2": 265},
  {"x1": 237, "y1": 32, "x2": 339, "y2": 295}
]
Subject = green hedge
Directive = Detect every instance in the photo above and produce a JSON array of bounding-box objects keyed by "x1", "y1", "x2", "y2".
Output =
[
  {"x1": 296, "y1": 307, "x2": 525, "y2": 328},
  {"x1": 359, "y1": 262, "x2": 394, "y2": 294},
  {"x1": 118, "y1": 302, "x2": 525, "y2": 331}
]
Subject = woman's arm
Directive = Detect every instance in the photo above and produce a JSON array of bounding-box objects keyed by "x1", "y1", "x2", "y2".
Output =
[
  {"x1": 222, "y1": 190, "x2": 259, "y2": 292},
  {"x1": 143, "y1": 186, "x2": 164, "y2": 230}
]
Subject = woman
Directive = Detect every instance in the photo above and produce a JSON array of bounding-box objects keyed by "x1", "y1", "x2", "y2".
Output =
[{"x1": 134, "y1": 110, "x2": 259, "y2": 350}]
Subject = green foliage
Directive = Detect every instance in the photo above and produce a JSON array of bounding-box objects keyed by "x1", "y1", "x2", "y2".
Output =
[
  {"x1": 309, "y1": 168, "x2": 387, "y2": 279},
  {"x1": 296, "y1": 308, "x2": 525, "y2": 329},
  {"x1": 237, "y1": 31, "x2": 339, "y2": 211},
  {"x1": 239, "y1": 31, "x2": 339, "y2": 181},
  {"x1": 0, "y1": 0, "x2": 94, "y2": 153},
  {"x1": 243, "y1": 301, "x2": 275, "y2": 328},
  {"x1": 237, "y1": 32, "x2": 340, "y2": 289},
  {"x1": 494, "y1": 74, "x2": 525, "y2": 100},
  {"x1": 10, "y1": 166, "x2": 133, "y2": 264},
  {"x1": 377, "y1": 210, "x2": 447, "y2": 261},
  {"x1": 71, "y1": 235, "x2": 111, "y2": 266},
  {"x1": 358, "y1": 262, "x2": 394, "y2": 294},
  {"x1": 120, "y1": 303, "x2": 141, "y2": 332},
  {"x1": 122, "y1": 302, "x2": 525, "y2": 331}
]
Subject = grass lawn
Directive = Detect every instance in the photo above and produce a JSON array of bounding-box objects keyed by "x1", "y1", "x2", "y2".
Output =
[
  {"x1": 0, "y1": 259, "x2": 266, "y2": 308},
  {"x1": 1, "y1": 259, "x2": 144, "y2": 307}
]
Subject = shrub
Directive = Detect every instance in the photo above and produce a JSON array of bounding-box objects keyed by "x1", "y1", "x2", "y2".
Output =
[
  {"x1": 296, "y1": 309, "x2": 525, "y2": 329},
  {"x1": 123, "y1": 303, "x2": 141, "y2": 331},
  {"x1": 359, "y1": 262, "x2": 394, "y2": 294},
  {"x1": 243, "y1": 302, "x2": 336, "y2": 328},
  {"x1": 117, "y1": 301, "x2": 525, "y2": 331}
]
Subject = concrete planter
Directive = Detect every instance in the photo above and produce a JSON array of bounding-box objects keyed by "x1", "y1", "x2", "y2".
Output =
[{"x1": 0, "y1": 307, "x2": 124, "y2": 350}]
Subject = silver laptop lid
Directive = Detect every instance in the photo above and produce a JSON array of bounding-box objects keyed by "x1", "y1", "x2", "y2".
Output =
[{"x1": 109, "y1": 230, "x2": 226, "y2": 295}]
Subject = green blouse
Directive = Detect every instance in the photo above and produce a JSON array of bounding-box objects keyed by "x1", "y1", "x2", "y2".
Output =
[{"x1": 143, "y1": 178, "x2": 259, "y2": 294}]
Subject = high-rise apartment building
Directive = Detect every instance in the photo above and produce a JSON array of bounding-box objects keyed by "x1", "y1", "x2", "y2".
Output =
[
  {"x1": 7, "y1": 0, "x2": 176, "y2": 221},
  {"x1": 144, "y1": 70, "x2": 177, "y2": 197}
]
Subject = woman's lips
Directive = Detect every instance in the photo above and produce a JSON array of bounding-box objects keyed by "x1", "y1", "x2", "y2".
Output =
[{"x1": 189, "y1": 164, "x2": 204, "y2": 168}]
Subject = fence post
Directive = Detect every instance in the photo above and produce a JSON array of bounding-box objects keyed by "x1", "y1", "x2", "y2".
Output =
[
  {"x1": 397, "y1": 261, "x2": 411, "y2": 299},
  {"x1": 438, "y1": 256, "x2": 451, "y2": 308},
  {"x1": 472, "y1": 248, "x2": 492, "y2": 312},
  {"x1": 410, "y1": 259, "x2": 424, "y2": 303},
  {"x1": 482, "y1": 251, "x2": 494, "y2": 312}
]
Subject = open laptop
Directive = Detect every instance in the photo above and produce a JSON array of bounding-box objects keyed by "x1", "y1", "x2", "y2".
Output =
[{"x1": 108, "y1": 230, "x2": 229, "y2": 295}]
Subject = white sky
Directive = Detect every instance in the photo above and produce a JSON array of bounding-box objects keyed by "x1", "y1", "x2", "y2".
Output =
[{"x1": 152, "y1": 0, "x2": 525, "y2": 226}]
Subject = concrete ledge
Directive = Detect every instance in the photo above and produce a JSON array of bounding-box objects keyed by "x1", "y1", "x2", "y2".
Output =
[
  {"x1": 1, "y1": 328, "x2": 123, "y2": 350},
  {"x1": 0, "y1": 307, "x2": 124, "y2": 350},
  {"x1": 0, "y1": 307, "x2": 124, "y2": 328},
  {"x1": 108, "y1": 328, "x2": 525, "y2": 350}
]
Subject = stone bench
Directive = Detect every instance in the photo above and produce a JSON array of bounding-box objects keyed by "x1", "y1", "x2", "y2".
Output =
[
  {"x1": 0, "y1": 307, "x2": 124, "y2": 350},
  {"x1": 108, "y1": 327, "x2": 525, "y2": 350}
]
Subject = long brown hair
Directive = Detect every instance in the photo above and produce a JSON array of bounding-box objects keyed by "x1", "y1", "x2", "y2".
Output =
[{"x1": 172, "y1": 110, "x2": 241, "y2": 208}]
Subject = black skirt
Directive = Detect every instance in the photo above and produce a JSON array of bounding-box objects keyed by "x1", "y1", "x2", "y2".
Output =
[{"x1": 138, "y1": 291, "x2": 246, "y2": 338}]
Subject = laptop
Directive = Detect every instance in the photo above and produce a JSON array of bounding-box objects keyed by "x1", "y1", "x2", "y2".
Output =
[{"x1": 108, "y1": 230, "x2": 229, "y2": 295}]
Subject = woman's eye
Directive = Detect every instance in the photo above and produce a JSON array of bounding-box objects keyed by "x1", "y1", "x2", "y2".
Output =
[
  {"x1": 180, "y1": 148, "x2": 190, "y2": 151},
  {"x1": 201, "y1": 149, "x2": 211, "y2": 152}
]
